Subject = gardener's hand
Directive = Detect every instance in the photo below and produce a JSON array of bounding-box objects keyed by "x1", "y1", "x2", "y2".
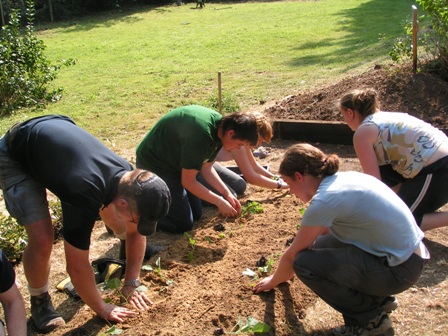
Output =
[
  {"x1": 226, "y1": 194, "x2": 242, "y2": 215},
  {"x1": 100, "y1": 303, "x2": 138, "y2": 323},
  {"x1": 217, "y1": 197, "x2": 240, "y2": 217},
  {"x1": 253, "y1": 275, "x2": 277, "y2": 293},
  {"x1": 122, "y1": 286, "x2": 153, "y2": 311}
]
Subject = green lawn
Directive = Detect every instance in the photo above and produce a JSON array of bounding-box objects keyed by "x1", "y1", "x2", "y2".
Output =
[{"x1": 2, "y1": 0, "x2": 416, "y2": 152}]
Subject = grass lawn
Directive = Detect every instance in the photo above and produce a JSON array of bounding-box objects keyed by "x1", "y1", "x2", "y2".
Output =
[{"x1": 1, "y1": 0, "x2": 416, "y2": 152}]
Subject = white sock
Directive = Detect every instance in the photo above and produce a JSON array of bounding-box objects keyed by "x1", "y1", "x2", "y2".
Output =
[{"x1": 28, "y1": 283, "x2": 49, "y2": 296}]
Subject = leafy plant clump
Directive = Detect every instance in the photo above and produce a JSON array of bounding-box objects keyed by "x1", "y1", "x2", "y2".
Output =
[
  {"x1": 229, "y1": 316, "x2": 270, "y2": 334},
  {"x1": 0, "y1": 197, "x2": 63, "y2": 263},
  {"x1": 203, "y1": 89, "x2": 240, "y2": 114},
  {"x1": 0, "y1": 214, "x2": 27, "y2": 263},
  {"x1": 241, "y1": 201, "x2": 264, "y2": 217},
  {"x1": 0, "y1": 0, "x2": 75, "y2": 116}
]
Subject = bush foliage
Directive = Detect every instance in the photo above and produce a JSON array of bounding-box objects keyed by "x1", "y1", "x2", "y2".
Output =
[
  {"x1": 1, "y1": 0, "x2": 160, "y2": 22},
  {"x1": 0, "y1": 214, "x2": 27, "y2": 263},
  {"x1": 390, "y1": 0, "x2": 448, "y2": 78},
  {"x1": 0, "y1": 198, "x2": 63, "y2": 264},
  {"x1": 0, "y1": 0, "x2": 74, "y2": 116}
]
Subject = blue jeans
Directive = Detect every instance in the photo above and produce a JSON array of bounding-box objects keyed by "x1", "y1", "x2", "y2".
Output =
[
  {"x1": 155, "y1": 174, "x2": 202, "y2": 233},
  {"x1": 136, "y1": 155, "x2": 203, "y2": 234},
  {"x1": 293, "y1": 234, "x2": 424, "y2": 326}
]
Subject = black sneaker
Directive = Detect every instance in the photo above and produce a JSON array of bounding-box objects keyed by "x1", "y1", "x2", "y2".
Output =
[
  {"x1": 331, "y1": 311, "x2": 392, "y2": 336},
  {"x1": 380, "y1": 296, "x2": 398, "y2": 313},
  {"x1": 30, "y1": 292, "x2": 65, "y2": 333}
]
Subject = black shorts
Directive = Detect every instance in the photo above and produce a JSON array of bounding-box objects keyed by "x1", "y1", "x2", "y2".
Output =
[{"x1": 381, "y1": 156, "x2": 448, "y2": 226}]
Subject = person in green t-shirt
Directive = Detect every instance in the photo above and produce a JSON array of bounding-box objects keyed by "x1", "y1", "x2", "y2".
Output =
[{"x1": 136, "y1": 105, "x2": 259, "y2": 233}]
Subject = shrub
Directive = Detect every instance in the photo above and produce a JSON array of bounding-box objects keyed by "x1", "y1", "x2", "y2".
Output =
[
  {"x1": 0, "y1": 214, "x2": 27, "y2": 264},
  {"x1": 203, "y1": 89, "x2": 241, "y2": 115},
  {"x1": 0, "y1": 197, "x2": 63, "y2": 264},
  {"x1": 0, "y1": 0, "x2": 74, "y2": 116},
  {"x1": 390, "y1": 0, "x2": 448, "y2": 78}
]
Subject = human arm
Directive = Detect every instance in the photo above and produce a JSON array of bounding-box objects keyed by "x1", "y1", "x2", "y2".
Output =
[
  {"x1": 64, "y1": 241, "x2": 138, "y2": 322},
  {"x1": 120, "y1": 221, "x2": 152, "y2": 310},
  {"x1": 182, "y1": 164, "x2": 241, "y2": 217},
  {"x1": 253, "y1": 225, "x2": 326, "y2": 293},
  {"x1": 353, "y1": 125, "x2": 382, "y2": 179},
  {"x1": 232, "y1": 147, "x2": 288, "y2": 189},
  {"x1": 0, "y1": 283, "x2": 26, "y2": 336}
]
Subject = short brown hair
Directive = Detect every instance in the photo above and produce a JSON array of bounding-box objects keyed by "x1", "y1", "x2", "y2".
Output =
[{"x1": 220, "y1": 112, "x2": 259, "y2": 146}]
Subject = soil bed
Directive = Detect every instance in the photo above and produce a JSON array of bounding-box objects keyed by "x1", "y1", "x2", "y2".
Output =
[{"x1": 15, "y1": 64, "x2": 448, "y2": 336}]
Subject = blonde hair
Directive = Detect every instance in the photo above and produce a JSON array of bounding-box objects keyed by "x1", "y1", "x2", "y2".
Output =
[
  {"x1": 252, "y1": 111, "x2": 273, "y2": 143},
  {"x1": 337, "y1": 88, "x2": 381, "y2": 119},
  {"x1": 279, "y1": 143, "x2": 339, "y2": 178}
]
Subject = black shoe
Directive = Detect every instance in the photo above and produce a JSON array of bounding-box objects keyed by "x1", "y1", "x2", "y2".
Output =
[
  {"x1": 380, "y1": 296, "x2": 398, "y2": 313},
  {"x1": 331, "y1": 311, "x2": 392, "y2": 336},
  {"x1": 30, "y1": 292, "x2": 65, "y2": 333},
  {"x1": 119, "y1": 240, "x2": 165, "y2": 260}
]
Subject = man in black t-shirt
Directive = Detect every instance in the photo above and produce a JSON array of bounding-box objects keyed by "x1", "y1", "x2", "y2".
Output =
[
  {"x1": 0, "y1": 249, "x2": 26, "y2": 336},
  {"x1": 0, "y1": 115, "x2": 171, "y2": 333}
]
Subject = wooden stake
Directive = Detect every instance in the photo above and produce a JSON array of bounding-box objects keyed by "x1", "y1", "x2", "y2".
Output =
[
  {"x1": 0, "y1": 0, "x2": 5, "y2": 27},
  {"x1": 218, "y1": 71, "x2": 222, "y2": 114},
  {"x1": 412, "y1": 5, "x2": 418, "y2": 74},
  {"x1": 48, "y1": 0, "x2": 54, "y2": 22}
]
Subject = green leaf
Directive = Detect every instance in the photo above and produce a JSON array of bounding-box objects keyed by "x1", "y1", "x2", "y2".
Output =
[
  {"x1": 240, "y1": 316, "x2": 270, "y2": 333},
  {"x1": 104, "y1": 325, "x2": 123, "y2": 335},
  {"x1": 142, "y1": 265, "x2": 153, "y2": 271},
  {"x1": 136, "y1": 285, "x2": 149, "y2": 293},
  {"x1": 104, "y1": 278, "x2": 121, "y2": 290}
]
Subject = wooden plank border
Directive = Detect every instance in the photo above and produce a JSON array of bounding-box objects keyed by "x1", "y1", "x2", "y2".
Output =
[{"x1": 273, "y1": 119, "x2": 448, "y2": 145}]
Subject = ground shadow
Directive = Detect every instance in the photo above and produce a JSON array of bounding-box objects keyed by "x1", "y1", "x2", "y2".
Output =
[
  {"x1": 257, "y1": 283, "x2": 309, "y2": 335},
  {"x1": 59, "y1": 317, "x2": 108, "y2": 336},
  {"x1": 415, "y1": 238, "x2": 448, "y2": 288}
]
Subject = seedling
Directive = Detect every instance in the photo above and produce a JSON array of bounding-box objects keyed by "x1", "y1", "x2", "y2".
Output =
[
  {"x1": 154, "y1": 256, "x2": 162, "y2": 276},
  {"x1": 99, "y1": 325, "x2": 123, "y2": 335},
  {"x1": 242, "y1": 268, "x2": 259, "y2": 282},
  {"x1": 257, "y1": 255, "x2": 275, "y2": 275},
  {"x1": 218, "y1": 233, "x2": 226, "y2": 239},
  {"x1": 159, "y1": 279, "x2": 176, "y2": 293},
  {"x1": 204, "y1": 236, "x2": 213, "y2": 243},
  {"x1": 228, "y1": 315, "x2": 270, "y2": 334},
  {"x1": 141, "y1": 257, "x2": 163, "y2": 277},
  {"x1": 184, "y1": 232, "x2": 196, "y2": 262},
  {"x1": 241, "y1": 201, "x2": 264, "y2": 217}
]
